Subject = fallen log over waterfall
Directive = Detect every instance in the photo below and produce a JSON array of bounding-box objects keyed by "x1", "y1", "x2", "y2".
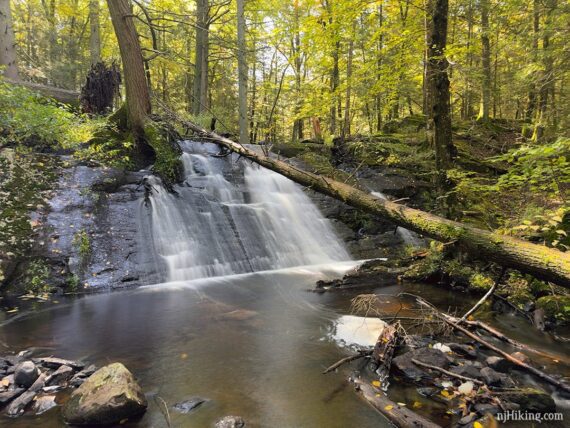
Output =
[
  {"x1": 156, "y1": 103, "x2": 570, "y2": 289},
  {"x1": 4, "y1": 79, "x2": 80, "y2": 105}
]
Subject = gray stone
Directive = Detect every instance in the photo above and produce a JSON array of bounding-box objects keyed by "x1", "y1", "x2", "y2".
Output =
[
  {"x1": 46, "y1": 365, "x2": 74, "y2": 386},
  {"x1": 33, "y1": 395, "x2": 57, "y2": 415},
  {"x1": 6, "y1": 373, "x2": 47, "y2": 417},
  {"x1": 0, "y1": 388, "x2": 24, "y2": 405},
  {"x1": 392, "y1": 347, "x2": 451, "y2": 382},
  {"x1": 486, "y1": 356, "x2": 510, "y2": 373},
  {"x1": 14, "y1": 361, "x2": 40, "y2": 388},
  {"x1": 502, "y1": 388, "x2": 556, "y2": 413},
  {"x1": 474, "y1": 403, "x2": 499, "y2": 415},
  {"x1": 215, "y1": 416, "x2": 246, "y2": 428},
  {"x1": 450, "y1": 365, "x2": 483, "y2": 380},
  {"x1": 480, "y1": 367, "x2": 515, "y2": 387},
  {"x1": 447, "y1": 343, "x2": 477, "y2": 359},
  {"x1": 173, "y1": 397, "x2": 208, "y2": 414},
  {"x1": 62, "y1": 363, "x2": 147, "y2": 425}
]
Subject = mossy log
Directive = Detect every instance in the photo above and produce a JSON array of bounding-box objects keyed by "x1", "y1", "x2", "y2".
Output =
[
  {"x1": 170, "y1": 115, "x2": 570, "y2": 288},
  {"x1": 5, "y1": 79, "x2": 80, "y2": 105}
]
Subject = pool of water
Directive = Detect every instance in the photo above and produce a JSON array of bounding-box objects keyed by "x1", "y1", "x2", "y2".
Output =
[{"x1": 0, "y1": 262, "x2": 389, "y2": 427}]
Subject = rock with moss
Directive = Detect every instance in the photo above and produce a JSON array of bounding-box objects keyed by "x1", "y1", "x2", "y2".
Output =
[
  {"x1": 62, "y1": 362, "x2": 147, "y2": 425},
  {"x1": 536, "y1": 295, "x2": 570, "y2": 323}
]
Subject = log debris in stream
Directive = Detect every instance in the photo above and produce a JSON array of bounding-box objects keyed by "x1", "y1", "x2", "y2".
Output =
[
  {"x1": 410, "y1": 295, "x2": 570, "y2": 394},
  {"x1": 155, "y1": 101, "x2": 570, "y2": 289},
  {"x1": 350, "y1": 377, "x2": 441, "y2": 428}
]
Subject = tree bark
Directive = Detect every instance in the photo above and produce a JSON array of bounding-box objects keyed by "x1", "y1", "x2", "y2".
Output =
[
  {"x1": 526, "y1": 0, "x2": 540, "y2": 121},
  {"x1": 170, "y1": 114, "x2": 570, "y2": 288},
  {"x1": 341, "y1": 36, "x2": 354, "y2": 141},
  {"x1": 192, "y1": 0, "x2": 209, "y2": 115},
  {"x1": 106, "y1": 0, "x2": 152, "y2": 153},
  {"x1": 0, "y1": 0, "x2": 18, "y2": 80},
  {"x1": 477, "y1": 0, "x2": 491, "y2": 121},
  {"x1": 237, "y1": 0, "x2": 249, "y2": 144},
  {"x1": 291, "y1": 0, "x2": 303, "y2": 142},
  {"x1": 89, "y1": 0, "x2": 101, "y2": 65},
  {"x1": 533, "y1": 0, "x2": 556, "y2": 141},
  {"x1": 425, "y1": 0, "x2": 455, "y2": 188}
]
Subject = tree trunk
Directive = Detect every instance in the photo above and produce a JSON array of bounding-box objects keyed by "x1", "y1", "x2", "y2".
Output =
[
  {"x1": 425, "y1": 0, "x2": 454, "y2": 188},
  {"x1": 477, "y1": 0, "x2": 491, "y2": 121},
  {"x1": 341, "y1": 37, "x2": 354, "y2": 141},
  {"x1": 106, "y1": 0, "x2": 152, "y2": 154},
  {"x1": 533, "y1": 0, "x2": 556, "y2": 141},
  {"x1": 526, "y1": 0, "x2": 540, "y2": 121},
  {"x1": 192, "y1": 0, "x2": 209, "y2": 115},
  {"x1": 291, "y1": 0, "x2": 303, "y2": 142},
  {"x1": 237, "y1": 0, "x2": 249, "y2": 144},
  {"x1": 89, "y1": 0, "x2": 101, "y2": 65},
  {"x1": 174, "y1": 117, "x2": 570, "y2": 288},
  {"x1": 0, "y1": 0, "x2": 18, "y2": 80}
]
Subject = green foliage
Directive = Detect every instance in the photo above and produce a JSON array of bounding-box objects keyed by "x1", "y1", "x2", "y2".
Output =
[
  {"x1": 493, "y1": 138, "x2": 570, "y2": 196},
  {"x1": 144, "y1": 122, "x2": 183, "y2": 184},
  {"x1": 536, "y1": 295, "x2": 570, "y2": 323},
  {"x1": 22, "y1": 259, "x2": 51, "y2": 295},
  {"x1": 0, "y1": 150, "x2": 58, "y2": 283},
  {"x1": 73, "y1": 229, "x2": 91, "y2": 261},
  {"x1": 502, "y1": 207, "x2": 569, "y2": 251},
  {"x1": 0, "y1": 79, "x2": 100, "y2": 148}
]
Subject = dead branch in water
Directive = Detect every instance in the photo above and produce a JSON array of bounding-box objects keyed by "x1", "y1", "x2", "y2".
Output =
[
  {"x1": 323, "y1": 350, "x2": 372, "y2": 374},
  {"x1": 411, "y1": 358, "x2": 484, "y2": 385},
  {"x1": 351, "y1": 377, "x2": 441, "y2": 428},
  {"x1": 406, "y1": 294, "x2": 570, "y2": 394}
]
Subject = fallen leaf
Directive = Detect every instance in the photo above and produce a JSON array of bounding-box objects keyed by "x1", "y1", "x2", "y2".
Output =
[
  {"x1": 384, "y1": 405, "x2": 393, "y2": 411},
  {"x1": 412, "y1": 401, "x2": 422, "y2": 409},
  {"x1": 473, "y1": 422, "x2": 484, "y2": 428},
  {"x1": 372, "y1": 380, "x2": 381, "y2": 387}
]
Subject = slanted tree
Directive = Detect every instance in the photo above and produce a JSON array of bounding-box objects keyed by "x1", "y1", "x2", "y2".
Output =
[
  {"x1": 0, "y1": 0, "x2": 18, "y2": 80},
  {"x1": 106, "y1": 0, "x2": 152, "y2": 156},
  {"x1": 425, "y1": 0, "x2": 455, "y2": 188}
]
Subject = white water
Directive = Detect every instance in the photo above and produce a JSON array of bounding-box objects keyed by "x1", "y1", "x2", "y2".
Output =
[
  {"x1": 371, "y1": 191, "x2": 423, "y2": 247},
  {"x1": 143, "y1": 142, "x2": 350, "y2": 282}
]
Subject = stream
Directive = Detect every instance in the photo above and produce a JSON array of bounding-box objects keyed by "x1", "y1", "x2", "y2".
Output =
[{"x1": 1, "y1": 142, "x2": 569, "y2": 427}]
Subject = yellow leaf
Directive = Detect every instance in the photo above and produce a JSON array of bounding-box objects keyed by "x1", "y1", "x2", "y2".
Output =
[
  {"x1": 372, "y1": 380, "x2": 381, "y2": 387},
  {"x1": 473, "y1": 422, "x2": 484, "y2": 428},
  {"x1": 384, "y1": 405, "x2": 393, "y2": 411},
  {"x1": 441, "y1": 390, "x2": 450, "y2": 397},
  {"x1": 412, "y1": 401, "x2": 422, "y2": 409}
]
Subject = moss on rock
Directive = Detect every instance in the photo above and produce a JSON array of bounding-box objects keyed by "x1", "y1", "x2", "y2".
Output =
[{"x1": 536, "y1": 295, "x2": 570, "y2": 323}]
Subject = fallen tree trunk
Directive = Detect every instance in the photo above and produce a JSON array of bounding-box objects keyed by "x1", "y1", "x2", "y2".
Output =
[
  {"x1": 5, "y1": 78, "x2": 80, "y2": 105},
  {"x1": 351, "y1": 377, "x2": 441, "y2": 428},
  {"x1": 156, "y1": 102, "x2": 570, "y2": 289}
]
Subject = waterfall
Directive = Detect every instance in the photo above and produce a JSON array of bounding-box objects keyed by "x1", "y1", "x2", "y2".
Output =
[
  {"x1": 142, "y1": 142, "x2": 350, "y2": 283},
  {"x1": 370, "y1": 191, "x2": 423, "y2": 247}
]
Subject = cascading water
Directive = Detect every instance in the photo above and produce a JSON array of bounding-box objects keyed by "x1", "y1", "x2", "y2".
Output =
[
  {"x1": 141, "y1": 141, "x2": 350, "y2": 283},
  {"x1": 371, "y1": 191, "x2": 423, "y2": 247}
]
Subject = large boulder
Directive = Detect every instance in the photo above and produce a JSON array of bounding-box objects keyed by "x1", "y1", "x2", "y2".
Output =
[{"x1": 62, "y1": 363, "x2": 147, "y2": 425}]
